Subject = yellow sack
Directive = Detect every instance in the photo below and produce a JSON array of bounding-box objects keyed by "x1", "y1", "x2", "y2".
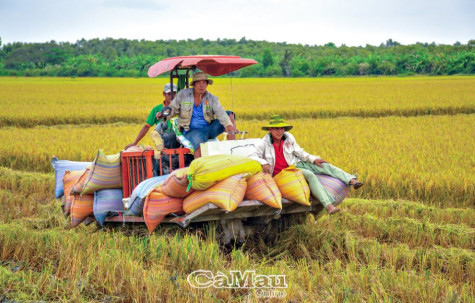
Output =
[
  {"x1": 273, "y1": 166, "x2": 310, "y2": 206},
  {"x1": 183, "y1": 174, "x2": 247, "y2": 214},
  {"x1": 187, "y1": 154, "x2": 261, "y2": 191},
  {"x1": 245, "y1": 172, "x2": 282, "y2": 209}
]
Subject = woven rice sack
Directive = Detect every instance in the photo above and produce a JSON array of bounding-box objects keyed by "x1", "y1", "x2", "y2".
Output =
[
  {"x1": 159, "y1": 168, "x2": 194, "y2": 198},
  {"x1": 51, "y1": 157, "x2": 92, "y2": 199},
  {"x1": 187, "y1": 154, "x2": 261, "y2": 191},
  {"x1": 70, "y1": 194, "x2": 94, "y2": 228},
  {"x1": 273, "y1": 166, "x2": 310, "y2": 206},
  {"x1": 93, "y1": 189, "x2": 124, "y2": 226},
  {"x1": 183, "y1": 174, "x2": 247, "y2": 214},
  {"x1": 70, "y1": 169, "x2": 91, "y2": 195},
  {"x1": 127, "y1": 175, "x2": 168, "y2": 216},
  {"x1": 63, "y1": 169, "x2": 87, "y2": 215},
  {"x1": 245, "y1": 172, "x2": 282, "y2": 209},
  {"x1": 316, "y1": 174, "x2": 349, "y2": 206},
  {"x1": 144, "y1": 190, "x2": 184, "y2": 233},
  {"x1": 81, "y1": 150, "x2": 122, "y2": 194}
]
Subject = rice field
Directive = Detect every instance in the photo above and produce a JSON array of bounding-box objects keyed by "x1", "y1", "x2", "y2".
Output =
[
  {"x1": 0, "y1": 76, "x2": 474, "y2": 127},
  {"x1": 0, "y1": 115, "x2": 473, "y2": 208},
  {"x1": 0, "y1": 76, "x2": 474, "y2": 302}
]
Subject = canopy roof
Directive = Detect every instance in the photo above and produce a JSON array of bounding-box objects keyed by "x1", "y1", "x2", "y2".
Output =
[{"x1": 148, "y1": 55, "x2": 258, "y2": 77}]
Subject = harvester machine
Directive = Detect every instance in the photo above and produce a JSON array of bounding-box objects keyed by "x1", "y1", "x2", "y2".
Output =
[{"x1": 86, "y1": 56, "x2": 326, "y2": 245}]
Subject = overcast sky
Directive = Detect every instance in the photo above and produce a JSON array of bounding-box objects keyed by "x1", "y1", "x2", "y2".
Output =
[{"x1": 0, "y1": 0, "x2": 474, "y2": 46}]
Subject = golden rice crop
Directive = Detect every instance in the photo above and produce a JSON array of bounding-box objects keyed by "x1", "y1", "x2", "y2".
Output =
[
  {"x1": 325, "y1": 212, "x2": 474, "y2": 249},
  {"x1": 1, "y1": 115, "x2": 473, "y2": 207},
  {"x1": 0, "y1": 212, "x2": 473, "y2": 302},
  {"x1": 343, "y1": 198, "x2": 475, "y2": 227},
  {"x1": 0, "y1": 76, "x2": 474, "y2": 127},
  {"x1": 0, "y1": 208, "x2": 473, "y2": 302},
  {"x1": 239, "y1": 115, "x2": 475, "y2": 207},
  {"x1": 0, "y1": 167, "x2": 54, "y2": 200},
  {"x1": 1, "y1": 76, "x2": 474, "y2": 302}
]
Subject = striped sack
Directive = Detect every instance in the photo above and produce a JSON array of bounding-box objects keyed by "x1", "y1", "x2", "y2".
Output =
[
  {"x1": 183, "y1": 174, "x2": 247, "y2": 214},
  {"x1": 81, "y1": 150, "x2": 122, "y2": 194},
  {"x1": 127, "y1": 175, "x2": 168, "y2": 216},
  {"x1": 93, "y1": 189, "x2": 124, "y2": 226},
  {"x1": 63, "y1": 169, "x2": 87, "y2": 216},
  {"x1": 144, "y1": 190, "x2": 184, "y2": 234},
  {"x1": 245, "y1": 172, "x2": 282, "y2": 209},
  {"x1": 70, "y1": 168, "x2": 91, "y2": 195},
  {"x1": 316, "y1": 174, "x2": 349, "y2": 206},
  {"x1": 273, "y1": 166, "x2": 310, "y2": 206},
  {"x1": 187, "y1": 154, "x2": 261, "y2": 191},
  {"x1": 51, "y1": 157, "x2": 92, "y2": 199},
  {"x1": 159, "y1": 168, "x2": 194, "y2": 198},
  {"x1": 70, "y1": 194, "x2": 94, "y2": 228}
]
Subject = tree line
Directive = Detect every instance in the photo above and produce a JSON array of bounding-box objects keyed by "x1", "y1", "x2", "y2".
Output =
[{"x1": 0, "y1": 37, "x2": 473, "y2": 77}]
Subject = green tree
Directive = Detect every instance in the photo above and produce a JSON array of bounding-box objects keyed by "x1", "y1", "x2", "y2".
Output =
[
  {"x1": 279, "y1": 49, "x2": 292, "y2": 77},
  {"x1": 262, "y1": 49, "x2": 274, "y2": 68},
  {"x1": 1, "y1": 37, "x2": 474, "y2": 77}
]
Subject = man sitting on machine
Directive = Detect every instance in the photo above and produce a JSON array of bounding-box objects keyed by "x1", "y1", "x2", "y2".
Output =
[
  {"x1": 125, "y1": 83, "x2": 180, "y2": 151},
  {"x1": 159, "y1": 72, "x2": 237, "y2": 158}
]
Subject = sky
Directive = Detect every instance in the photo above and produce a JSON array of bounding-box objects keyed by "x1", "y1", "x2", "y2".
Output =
[{"x1": 0, "y1": 0, "x2": 474, "y2": 47}]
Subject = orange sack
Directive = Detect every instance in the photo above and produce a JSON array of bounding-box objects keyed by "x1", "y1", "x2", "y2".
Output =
[
  {"x1": 70, "y1": 194, "x2": 94, "y2": 228},
  {"x1": 63, "y1": 169, "x2": 87, "y2": 216},
  {"x1": 144, "y1": 190, "x2": 184, "y2": 233},
  {"x1": 245, "y1": 172, "x2": 282, "y2": 209},
  {"x1": 70, "y1": 168, "x2": 91, "y2": 195},
  {"x1": 183, "y1": 174, "x2": 247, "y2": 214},
  {"x1": 159, "y1": 168, "x2": 194, "y2": 198}
]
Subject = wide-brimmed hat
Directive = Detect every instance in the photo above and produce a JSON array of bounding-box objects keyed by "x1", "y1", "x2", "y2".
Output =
[
  {"x1": 262, "y1": 115, "x2": 293, "y2": 131},
  {"x1": 190, "y1": 72, "x2": 213, "y2": 86}
]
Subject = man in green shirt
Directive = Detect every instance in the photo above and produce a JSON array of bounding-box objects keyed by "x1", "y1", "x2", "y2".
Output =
[{"x1": 125, "y1": 83, "x2": 180, "y2": 150}]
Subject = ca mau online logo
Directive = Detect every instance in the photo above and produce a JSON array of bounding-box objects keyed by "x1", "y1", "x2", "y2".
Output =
[{"x1": 187, "y1": 270, "x2": 288, "y2": 289}]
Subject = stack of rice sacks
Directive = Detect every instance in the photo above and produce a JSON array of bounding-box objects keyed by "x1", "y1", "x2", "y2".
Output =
[
  {"x1": 52, "y1": 150, "x2": 124, "y2": 228},
  {"x1": 142, "y1": 154, "x2": 262, "y2": 233},
  {"x1": 272, "y1": 165, "x2": 351, "y2": 207}
]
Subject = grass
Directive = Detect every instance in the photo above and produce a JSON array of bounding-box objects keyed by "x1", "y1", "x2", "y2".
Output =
[{"x1": 0, "y1": 76, "x2": 473, "y2": 302}]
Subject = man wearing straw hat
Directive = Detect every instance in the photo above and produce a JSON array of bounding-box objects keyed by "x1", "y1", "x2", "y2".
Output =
[
  {"x1": 249, "y1": 115, "x2": 363, "y2": 214},
  {"x1": 165, "y1": 71, "x2": 237, "y2": 158}
]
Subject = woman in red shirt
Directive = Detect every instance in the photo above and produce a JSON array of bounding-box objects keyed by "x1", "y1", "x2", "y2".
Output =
[{"x1": 250, "y1": 115, "x2": 363, "y2": 214}]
